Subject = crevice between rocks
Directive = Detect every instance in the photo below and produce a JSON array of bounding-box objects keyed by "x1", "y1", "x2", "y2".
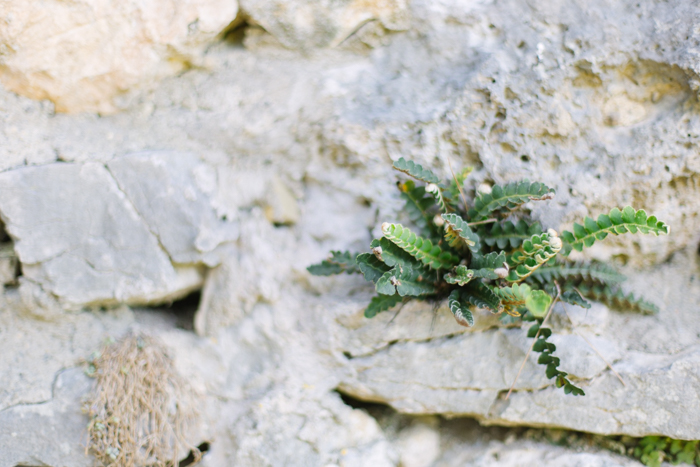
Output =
[{"x1": 333, "y1": 390, "x2": 678, "y2": 465}]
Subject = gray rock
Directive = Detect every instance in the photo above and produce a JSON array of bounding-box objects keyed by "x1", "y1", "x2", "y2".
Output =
[
  {"x1": 107, "y1": 151, "x2": 239, "y2": 265},
  {"x1": 0, "y1": 162, "x2": 202, "y2": 306},
  {"x1": 0, "y1": 369, "x2": 93, "y2": 467}
]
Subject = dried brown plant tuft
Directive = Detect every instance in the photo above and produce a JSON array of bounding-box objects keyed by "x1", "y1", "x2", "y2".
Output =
[{"x1": 84, "y1": 334, "x2": 201, "y2": 467}]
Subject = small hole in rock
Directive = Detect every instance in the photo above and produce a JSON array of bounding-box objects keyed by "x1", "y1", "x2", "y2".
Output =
[
  {"x1": 0, "y1": 219, "x2": 21, "y2": 288},
  {"x1": 220, "y1": 12, "x2": 250, "y2": 47},
  {"x1": 152, "y1": 290, "x2": 202, "y2": 331},
  {"x1": 520, "y1": 155, "x2": 530, "y2": 162},
  {"x1": 179, "y1": 442, "x2": 211, "y2": 467}
]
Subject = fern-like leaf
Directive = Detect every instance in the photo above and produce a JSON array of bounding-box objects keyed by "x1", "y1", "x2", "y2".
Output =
[
  {"x1": 381, "y1": 223, "x2": 460, "y2": 270},
  {"x1": 441, "y1": 213, "x2": 480, "y2": 253},
  {"x1": 307, "y1": 251, "x2": 361, "y2": 275},
  {"x1": 445, "y1": 167, "x2": 473, "y2": 211},
  {"x1": 561, "y1": 206, "x2": 669, "y2": 254},
  {"x1": 481, "y1": 220, "x2": 543, "y2": 249},
  {"x1": 468, "y1": 180, "x2": 555, "y2": 220},
  {"x1": 356, "y1": 253, "x2": 391, "y2": 283},
  {"x1": 370, "y1": 238, "x2": 425, "y2": 272},
  {"x1": 461, "y1": 281, "x2": 503, "y2": 313},
  {"x1": 398, "y1": 180, "x2": 436, "y2": 235},
  {"x1": 577, "y1": 284, "x2": 659, "y2": 314},
  {"x1": 507, "y1": 232, "x2": 563, "y2": 282},
  {"x1": 448, "y1": 289, "x2": 474, "y2": 327},
  {"x1": 560, "y1": 289, "x2": 591, "y2": 309},
  {"x1": 426, "y1": 183, "x2": 450, "y2": 213},
  {"x1": 393, "y1": 157, "x2": 441, "y2": 184},
  {"x1": 528, "y1": 321, "x2": 585, "y2": 396},
  {"x1": 470, "y1": 252, "x2": 508, "y2": 280},
  {"x1": 493, "y1": 283, "x2": 552, "y2": 317},
  {"x1": 376, "y1": 266, "x2": 437, "y2": 297},
  {"x1": 365, "y1": 294, "x2": 403, "y2": 318},
  {"x1": 529, "y1": 260, "x2": 625, "y2": 285},
  {"x1": 444, "y1": 265, "x2": 474, "y2": 286}
]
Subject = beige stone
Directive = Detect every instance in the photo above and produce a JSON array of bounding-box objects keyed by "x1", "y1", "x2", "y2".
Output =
[
  {"x1": 241, "y1": 0, "x2": 408, "y2": 49},
  {"x1": 0, "y1": 0, "x2": 239, "y2": 114}
]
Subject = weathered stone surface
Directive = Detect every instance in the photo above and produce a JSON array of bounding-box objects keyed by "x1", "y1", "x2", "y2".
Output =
[
  {"x1": 107, "y1": 151, "x2": 239, "y2": 265},
  {"x1": 0, "y1": 0, "x2": 239, "y2": 114},
  {"x1": 0, "y1": 162, "x2": 203, "y2": 306},
  {"x1": 1, "y1": 0, "x2": 700, "y2": 463},
  {"x1": 241, "y1": 0, "x2": 408, "y2": 49},
  {"x1": 0, "y1": 369, "x2": 93, "y2": 467}
]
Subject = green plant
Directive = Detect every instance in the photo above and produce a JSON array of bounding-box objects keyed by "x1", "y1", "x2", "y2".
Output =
[
  {"x1": 308, "y1": 158, "x2": 669, "y2": 395},
  {"x1": 633, "y1": 436, "x2": 700, "y2": 467}
]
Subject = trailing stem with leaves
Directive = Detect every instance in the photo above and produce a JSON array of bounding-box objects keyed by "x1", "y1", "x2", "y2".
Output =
[{"x1": 308, "y1": 158, "x2": 669, "y2": 396}]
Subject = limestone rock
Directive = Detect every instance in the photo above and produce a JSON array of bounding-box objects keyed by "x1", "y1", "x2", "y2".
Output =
[
  {"x1": 0, "y1": 162, "x2": 202, "y2": 306},
  {"x1": 106, "y1": 151, "x2": 239, "y2": 265},
  {"x1": 0, "y1": 0, "x2": 239, "y2": 114},
  {"x1": 241, "y1": 0, "x2": 408, "y2": 49},
  {"x1": 0, "y1": 369, "x2": 93, "y2": 467}
]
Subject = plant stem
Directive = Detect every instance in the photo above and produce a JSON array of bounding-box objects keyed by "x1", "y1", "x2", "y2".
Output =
[{"x1": 467, "y1": 218, "x2": 497, "y2": 226}]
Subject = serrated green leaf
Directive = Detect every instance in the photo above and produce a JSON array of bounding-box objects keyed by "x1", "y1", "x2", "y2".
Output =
[
  {"x1": 461, "y1": 281, "x2": 503, "y2": 313},
  {"x1": 307, "y1": 251, "x2": 361, "y2": 275},
  {"x1": 577, "y1": 283, "x2": 659, "y2": 314},
  {"x1": 381, "y1": 223, "x2": 460, "y2": 270},
  {"x1": 448, "y1": 289, "x2": 474, "y2": 327},
  {"x1": 471, "y1": 252, "x2": 507, "y2": 270},
  {"x1": 480, "y1": 219, "x2": 543, "y2": 249},
  {"x1": 525, "y1": 289, "x2": 552, "y2": 318},
  {"x1": 376, "y1": 266, "x2": 437, "y2": 297},
  {"x1": 507, "y1": 232, "x2": 563, "y2": 281},
  {"x1": 364, "y1": 294, "x2": 403, "y2": 318},
  {"x1": 444, "y1": 265, "x2": 474, "y2": 286},
  {"x1": 356, "y1": 253, "x2": 391, "y2": 283},
  {"x1": 529, "y1": 260, "x2": 625, "y2": 285},
  {"x1": 370, "y1": 237, "x2": 424, "y2": 271},
  {"x1": 560, "y1": 290, "x2": 591, "y2": 309},
  {"x1": 393, "y1": 157, "x2": 441, "y2": 184},
  {"x1": 561, "y1": 206, "x2": 669, "y2": 255},
  {"x1": 441, "y1": 213, "x2": 480, "y2": 253},
  {"x1": 467, "y1": 180, "x2": 555, "y2": 220},
  {"x1": 398, "y1": 180, "x2": 436, "y2": 235}
]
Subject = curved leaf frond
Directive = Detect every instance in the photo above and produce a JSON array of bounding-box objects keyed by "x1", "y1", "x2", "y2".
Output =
[
  {"x1": 381, "y1": 223, "x2": 460, "y2": 270},
  {"x1": 356, "y1": 253, "x2": 391, "y2": 283},
  {"x1": 444, "y1": 265, "x2": 474, "y2": 286},
  {"x1": 481, "y1": 220, "x2": 543, "y2": 249},
  {"x1": 376, "y1": 266, "x2": 437, "y2": 297},
  {"x1": 468, "y1": 180, "x2": 554, "y2": 220},
  {"x1": 307, "y1": 251, "x2": 361, "y2": 276},
  {"x1": 365, "y1": 294, "x2": 403, "y2": 318},
  {"x1": 561, "y1": 206, "x2": 669, "y2": 255},
  {"x1": 560, "y1": 289, "x2": 591, "y2": 309},
  {"x1": 577, "y1": 283, "x2": 659, "y2": 314},
  {"x1": 494, "y1": 283, "x2": 552, "y2": 317},
  {"x1": 448, "y1": 289, "x2": 474, "y2": 327},
  {"x1": 393, "y1": 157, "x2": 441, "y2": 184},
  {"x1": 445, "y1": 167, "x2": 473, "y2": 211},
  {"x1": 507, "y1": 232, "x2": 563, "y2": 282},
  {"x1": 441, "y1": 213, "x2": 480, "y2": 253},
  {"x1": 398, "y1": 180, "x2": 436, "y2": 235},
  {"x1": 530, "y1": 260, "x2": 625, "y2": 285},
  {"x1": 370, "y1": 237, "x2": 425, "y2": 271},
  {"x1": 426, "y1": 183, "x2": 451, "y2": 213},
  {"x1": 462, "y1": 281, "x2": 503, "y2": 313},
  {"x1": 528, "y1": 321, "x2": 585, "y2": 396}
]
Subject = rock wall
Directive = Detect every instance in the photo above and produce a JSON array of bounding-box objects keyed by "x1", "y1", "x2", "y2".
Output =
[{"x1": 1, "y1": 0, "x2": 699, "y2": 465}]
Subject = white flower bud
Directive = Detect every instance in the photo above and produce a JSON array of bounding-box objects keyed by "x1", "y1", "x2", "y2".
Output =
[
  {"x1": 433, "y1": 214, "x2": 445, "y2": 227},
  {"x1": 547, "y1": 228, "x2": 559, "y2": 237},
  {"x1": 426, "y1": 183, "x2": 439, "y2": 194}
]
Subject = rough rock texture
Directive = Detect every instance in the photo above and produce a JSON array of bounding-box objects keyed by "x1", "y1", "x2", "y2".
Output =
[
  {"x1": 0, "y1": 0, "x2": 239, "y2": 113},
  {"x1": 1, "y1": 0, "x2": 700, "y2": 465}
]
